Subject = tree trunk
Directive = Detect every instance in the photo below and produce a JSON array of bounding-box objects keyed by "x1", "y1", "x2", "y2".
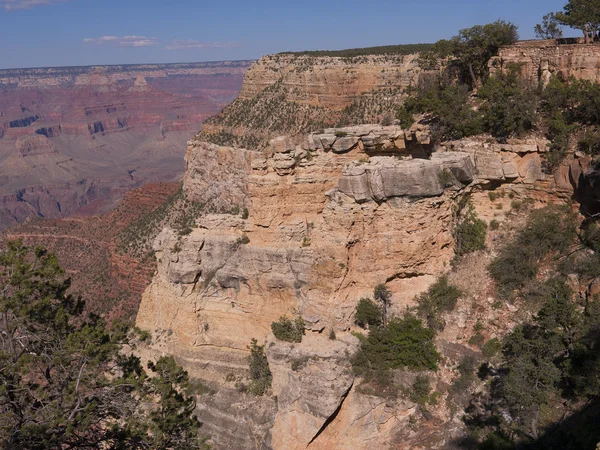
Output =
[
  {"x1": 468, "y1": 62, "x2": 479, "y2": 88},
  {"x1": 531, "y1": 409, "x2": 540, "y2": 440}
]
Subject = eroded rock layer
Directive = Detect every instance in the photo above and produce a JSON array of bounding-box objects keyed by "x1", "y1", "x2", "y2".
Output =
[{"x1": 136, "y1": 122, "x2": 584, "y2": 449}]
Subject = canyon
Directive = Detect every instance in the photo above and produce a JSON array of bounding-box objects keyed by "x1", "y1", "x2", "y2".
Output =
[
  {"x1": 0, "y1": 61, "x2": 252, "y2": 229},
  {"x1": 4, "y1": 38, "x2": 600, "y2": 448}
]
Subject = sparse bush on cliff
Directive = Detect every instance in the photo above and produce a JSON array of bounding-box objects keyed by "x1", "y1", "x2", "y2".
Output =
[
  {"x1": 352, "y1": 315, "x2": 440, "y2": 376},
  {"x1": 489, "y1": 205, "x2": 577, "y2": 295},
  {"x1": 279, "y1": 43, "x2": 434, "y2": 58},
  {"x1": 454, "y1": 195, "x2": 487, "y2": 257},
  {"x1": 410, "y1": 375, "x2": 433, "y2": 406},
  {"x1": 374, "y1": 284, "x2": 392, "y2": 325},
  {"x1": 271, "y1": 316, "x2": 305, "y2": 343},
  {"x1": 355, "y1": 297, "x2": 383, "y2": 329},
  {"x1": 248, "y1": 339, "x2": 272, "y2": 396},
  {"x1": 415, "y1": 276, "x2": 462, "y2": 331}
]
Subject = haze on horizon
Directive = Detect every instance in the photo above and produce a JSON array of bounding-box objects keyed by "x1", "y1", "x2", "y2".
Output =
[{"x1": 0, "y1": 0, "x2": 571, "y2": 70}]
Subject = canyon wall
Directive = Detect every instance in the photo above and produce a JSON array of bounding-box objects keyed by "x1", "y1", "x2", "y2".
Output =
[
  {"x1": 137, "y1": 120, "x2": 586, "y2": 449},
  {"x1": 133, "y1": 43, "x2": 600, "y2": 449},
  {"x1": 197, "y1": 53, "x2": 436, "y2": 148},
  {"x1": 0, "y1": 61, "x2": 252, "y2": 228},
  {"x1": 490, "y1": 39, "x2": 600, "y2": 85}
]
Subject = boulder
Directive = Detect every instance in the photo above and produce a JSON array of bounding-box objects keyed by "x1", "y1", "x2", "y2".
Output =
[
  {"x1": 518, "y1": 153, "x2": 543, "y2": 184},
  {"x1": 331, "y1": 135, "x2": 360, "y2": 153}
]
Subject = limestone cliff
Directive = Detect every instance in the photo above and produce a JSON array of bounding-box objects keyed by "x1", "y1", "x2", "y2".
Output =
[
  {"x1": 136, "y1": 119, "x2": 586, "y2": 448},
  {"x1": 490, "y1": 39, "x2": 600, "y2": 86},
  {"x1": 197, "y1": 53, "x2": 436, "y2": 148}
]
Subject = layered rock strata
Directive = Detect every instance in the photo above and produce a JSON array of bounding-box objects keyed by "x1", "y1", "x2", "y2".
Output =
[
  {"x1": 490, "y1": 39, "x2": 600, "y2": 85},
  {"x1": 136, "y1": 122, "x2": 582, "y2": 449}
]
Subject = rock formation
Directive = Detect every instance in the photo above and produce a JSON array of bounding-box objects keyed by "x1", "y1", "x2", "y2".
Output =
[
  {"x1": 136, "y1": 119, "x2": 580, "y2": 448},
  {"x1": 490, "y1": 39, "x2": 600, "y2": 86},
  {"x1": 135, "y1": 43, "x2": 600, "y2": 449}
]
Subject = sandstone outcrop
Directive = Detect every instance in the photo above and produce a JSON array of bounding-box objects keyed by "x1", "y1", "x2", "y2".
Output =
[
  {"x1": 490, "y1": 39, "x2": 600, "y2": 85},
  {"x1": 136, "y1": 120, "x2": 580, "y2": 449},
  {"x1": 238, "y1": 54, "x2": 422, "y2": 110},
  {"x1": 197, "y1": 53, "x2": 439, "y2": 149}
]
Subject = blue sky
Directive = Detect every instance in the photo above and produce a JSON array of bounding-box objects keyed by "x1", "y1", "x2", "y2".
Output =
[{"x1": 0, "y1": 0, "x2": 571, "y2": 69}]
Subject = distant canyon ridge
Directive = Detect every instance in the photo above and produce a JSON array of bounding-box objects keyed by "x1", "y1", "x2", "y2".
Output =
[{"x1": 0, "y1": 61, "x2": 252, "y2": 229}]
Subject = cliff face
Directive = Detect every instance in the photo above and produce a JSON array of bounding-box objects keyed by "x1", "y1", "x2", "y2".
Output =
[
  {"x1": 136, "y1": 120, "x2": 585, "y2": 448},
  {"x1": 134, "y1": 43, "x2": 600, "y2": 449},
  {"x1": 198, "y1": 53, "x2": 434, "y2": 148},
  {"x1": 238, "y1": 54, "x2": 421, "y2": 109},
  {"x1": 490, "y1": 39, "x2": 600, "y2": 85}
]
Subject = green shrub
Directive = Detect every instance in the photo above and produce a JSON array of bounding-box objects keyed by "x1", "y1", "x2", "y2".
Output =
[
  {"x1": 271, "y1": 316, "x2": 305, "y2": 343},
  {"x1": 237, "y1": 234, "x2": 250, "y2": 245},
  {"x1": 578, "y1": 129, "x2": 600, "y2": 155},
  {"x1": 477, "y1": 70, "x2": 538, "y2": 141},
  {"x1": 415, "y1": 276, "x2": 462, "y2": 331},
  {"x1": 482, "y1": 338, "x2": 502, "y2": 358},
  {"x1": 410, "y1": 375, "x2": 432, "y2": 405},
  {"x1": 373, "y1": 284, "x2": 392, "y2": 325},
  {"x1": 454, "y1": 196, "x2": 487, "y2": 256},
  {"x1": 489, "y1": 219, "x2": 500, "y2": 231},
  {"x1": 329, "y1": 329, "x2": 336, "y2": 340},
  {"x1": 468, "y1": 332, "x2": 485, "y2": 348},
  {"x1": 248, "y1": 339, "x2": 272, "y2": 396},
  {"x1": 352, "y1": 315, "x2": 440, "y2": 374},
  {"x1": 403, "y1": 83, "x2": 483, "y2": 141},
  {"x1": 489, "y1": 206, "x2": 577, "y2": 295},
  {"x1": 355, "y1": 298, "x2": 383, "y2": 328},
  {"x1": 452, "y1": 355, "x2": 477, "y2": 392}
]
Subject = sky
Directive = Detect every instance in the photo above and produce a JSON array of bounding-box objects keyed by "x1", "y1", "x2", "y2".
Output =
[{"x1": 0, "y1": 0, "x2": 573, "y2": 69}]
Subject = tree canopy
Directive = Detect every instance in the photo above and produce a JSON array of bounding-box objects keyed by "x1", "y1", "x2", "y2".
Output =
[
  {"x1": 421, "y1": 20, "x2": 519, "y2": 87},
  {"x1": 0, "y1": 240, "x2": 207, "y2": 449},
  {"x1": 554, "y1": 0, "x2": 600, "y2": 43}
]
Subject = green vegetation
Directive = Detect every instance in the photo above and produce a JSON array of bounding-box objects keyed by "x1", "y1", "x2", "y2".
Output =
[
  {"x1": 477, "y1": 69, "x2": 538, "y2": 142},
  {"x1": 271, "y1": 316, "x2": 305, "y2": 343},
  {"x1": 420, "y1": 20, "x2": 518, "y2": 87},
  {"x1": 415, "y1": 276, "x2": 462, "y2": 331},
  {"x1": 551, "y1": 0, "x2": 600, "y2": 43},
  {"x1": 400, "y1": 83, "x2": 482, "y2": 141},
  {"x1": 279, "y1": 43, "x2": 433, "y2": 58},
  {"x1": 482, "y1": 337, "x2": 502, "y2": 358},
  {"x1": 454, "y1": 195, "x2": 488, "y2": 257},
  {"x1": 489, "y1": 206, "x2": 577, "y2": 295},
  {"x1": 0, "y1": 240, "x2": 207, "y2": 449},
  {"x1": 534, "y1": 13, "x2": 563, "y2": 39},
  {"x1": 199, "y1": 80, "x2": 329, "y2": 149},
  {"x1": 117, "y1": 184, "x2": 206, "y2": 257},
  {"x1": 402, "y1": 66, "x2": 536, "y2": 143},
  {"x1": 352, "y1": 315, "x2": 440, "y2": 375},
  {"x1": 409, "y1": 375, "x2": 433, "y2": 406},
  {"x1": 247, "y1": 339, "x2": 272, "y2": 396},
  {"x1": 355, "y1": 297, "x2": 383, "y2": 329}
]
